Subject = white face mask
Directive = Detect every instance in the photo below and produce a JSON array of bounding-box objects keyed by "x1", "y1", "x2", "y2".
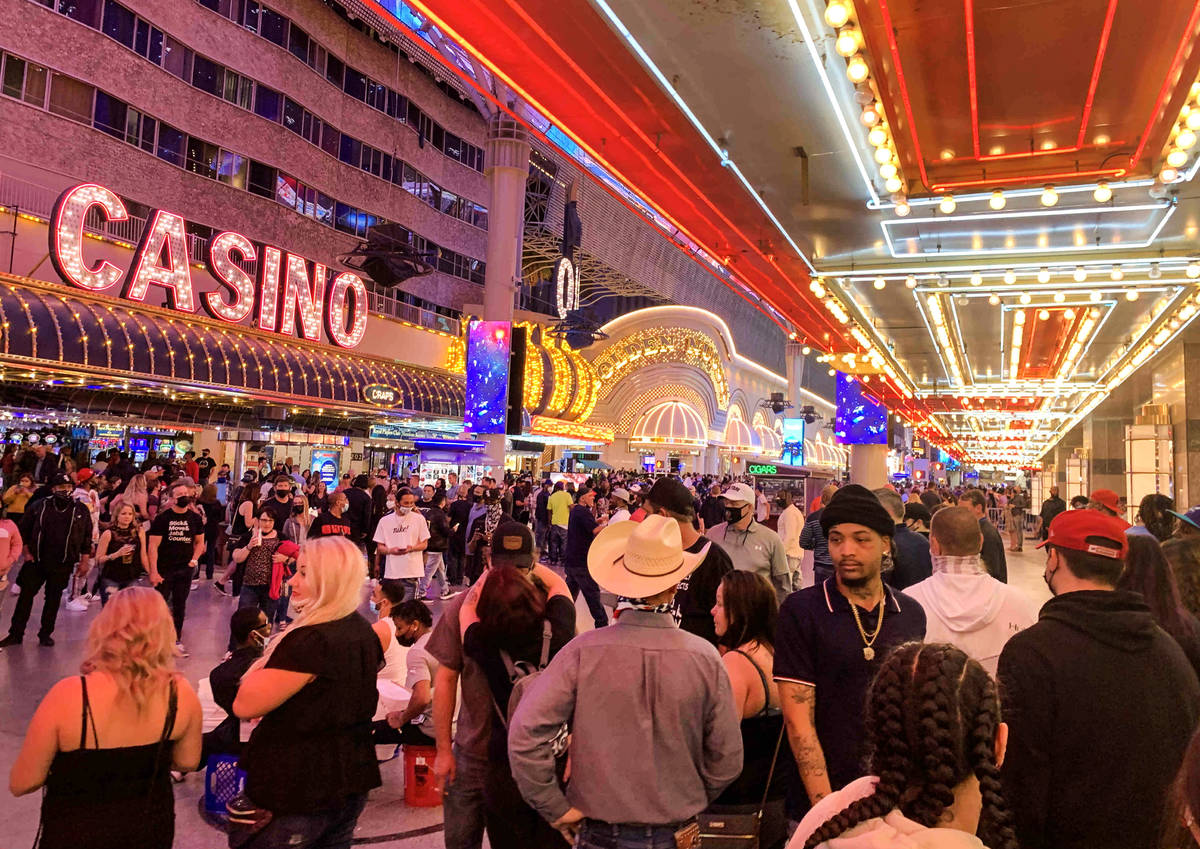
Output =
[
  {"x1": 386, "y1": 499, "x2": 396, "y2": 510},
  {"x1": 397, "y1": 505, "x2": 411, "y2": 515}
]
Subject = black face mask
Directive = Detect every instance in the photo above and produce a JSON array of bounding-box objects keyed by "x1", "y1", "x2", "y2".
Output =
[
  {"x1": 276, "y1": 489, "x2": 290, "y2": 500},
  {"x1": 291, "y1": 504, "x2": 303, "y2": 514},
  {"x1": 174, "y1": 496, "x2": 191, "y2": 508},
  {"x1": 472, "y1": 493, "x2": 483, "y2": 502},
  {"x1": 52, "y1": 491, "x2": 72, "y2": 506},
  {"x1": 725, "y1": 504, "x2": 747, "y2": 524}
]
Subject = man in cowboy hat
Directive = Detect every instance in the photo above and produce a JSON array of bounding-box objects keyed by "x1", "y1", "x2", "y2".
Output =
[{"x1": 508, "y1": 515, "x2": 743, "y2": 849}]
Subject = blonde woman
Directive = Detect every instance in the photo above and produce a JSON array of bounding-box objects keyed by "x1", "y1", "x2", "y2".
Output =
[
  {"x1": 233, "y1": 536, "x2": 383, "y2": 849},
  {"x1": 95, "y1": 502, "x2": 148, "y2": 605},
  {"x1": 112, "y1": 473, "x2": 150, "y2": 524},
  {"x1": 9, "y1": 587, "x2": 202, "y2": 849}
]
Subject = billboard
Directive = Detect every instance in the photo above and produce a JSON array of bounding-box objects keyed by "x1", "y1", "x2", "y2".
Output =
[
  {"x1": 780, "y1": 418, "x2": 805, "y2": 465},
  {"x1": 463, "y1": 320, "x2": 512, "y2": 435},
  {"x1": 834, "y1": 372, "x2": 887, "y2": 445}
]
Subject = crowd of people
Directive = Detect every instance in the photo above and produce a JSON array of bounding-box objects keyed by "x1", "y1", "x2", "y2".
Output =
[{"x1": 5, "y1": 444, "x2": 1200, "y2": 849}]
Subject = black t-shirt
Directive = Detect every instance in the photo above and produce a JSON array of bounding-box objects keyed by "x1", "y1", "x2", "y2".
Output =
[
  {"x1": 671, "y1": 537, "x2": 734, "y2": 645},
  {"x1": 308, "y1": 510, "x2": 352, "y2": 539},
  {"x1": 563, "y1": 504, "x2": 597, "y2": 569},
  {"x1": 241, "y1": 614, "x2": 383, "y2": 813},
  {"x1": 463, "y1": 595, "x2": 577, "y2": 762},
  {"x1": 773, "y1": 579, "x2": 926, "y2": 820},
  {"x1": 148, "y1": 509, "x2": 204, "y2": 573}
]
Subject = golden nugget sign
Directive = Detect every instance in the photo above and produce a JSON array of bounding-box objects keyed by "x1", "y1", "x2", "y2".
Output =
[{"x1": 49, "y1": 183, "x2": 368, "y2": 349}]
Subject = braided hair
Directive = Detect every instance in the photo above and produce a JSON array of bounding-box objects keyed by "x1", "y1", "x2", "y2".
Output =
[{"x1": 802, "y1": 643, "x2": 1017, "y2": 849}]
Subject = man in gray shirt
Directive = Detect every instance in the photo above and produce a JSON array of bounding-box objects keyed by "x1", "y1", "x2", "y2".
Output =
[
  {"x1": 706, "y1": 482, "x2": 792, "y2": 603},
  {"x1": 508, "y1": 515, "x2": 743, "y2": 848}
]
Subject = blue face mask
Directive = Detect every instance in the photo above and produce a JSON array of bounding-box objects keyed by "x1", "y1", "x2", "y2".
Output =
[{"x1": 369, "y1": 600, "x2": 379, "y2": 613}]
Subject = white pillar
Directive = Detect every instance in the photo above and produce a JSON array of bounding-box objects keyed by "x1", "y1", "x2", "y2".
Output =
[
  {"x1": 481, "y1": 113, "x2": 530, "y2": 465},
  {"x1": 849, "y1": 444, "x2": 888, "y2": 489}
]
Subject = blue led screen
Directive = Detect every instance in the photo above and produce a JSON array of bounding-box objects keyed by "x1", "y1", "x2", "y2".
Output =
[
  {"x1": 834, "y1": 372, "x2": 887, "y2": 445},
  {"x1": 463, "y1": 320, "x2": 512, "y2": 435}
]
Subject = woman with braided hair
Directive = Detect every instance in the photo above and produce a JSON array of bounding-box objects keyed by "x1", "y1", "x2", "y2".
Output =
[{"x1": 789, "y1": 643, "x2": 1017, "y2": 849}]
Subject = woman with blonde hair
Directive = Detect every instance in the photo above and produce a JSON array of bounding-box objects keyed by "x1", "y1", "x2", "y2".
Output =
[
  {"x1": 112, "y1": 472, "x2": 150, "y2": 523},
  {"x1": 9, "y1": 587, "x2": 202, "y2": 848},
  {"x1": 94, "y1": 502, "x2": 149, "y2": 605},
  {"x1": 232, "y1": 536, "x2": 383, "y2": 848}
]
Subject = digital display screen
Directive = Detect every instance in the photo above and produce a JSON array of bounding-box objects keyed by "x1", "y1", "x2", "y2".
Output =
[
  {"x1": 311, "y1": 450, "x2": 340, "y2": 486},
  {"x1": 464, "y1": 320, "x2": 512, "y2": 435},
  {"x1": 780, "y1": 418, "x2": 805, "y2": 466},
  {"x1": 834, "y1": 372, "x2": 887, "y2": 445}
]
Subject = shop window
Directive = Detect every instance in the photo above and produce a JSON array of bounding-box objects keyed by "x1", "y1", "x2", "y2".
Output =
[
  {"x1": 325, "y1": 53, "x2": 344, "y2": 88},
  {"x1": 58, "y1": 0, "x2": 102, "y2": 27},
  {"x1": 48, "y1": 73, "x2": 94, "y2": 123},
  {"x1": 162, "y1": 36, "x2": 192, "y2": 81},
  {"x1": 254, "y1": 84, "x2": 281, "y2": 122},
  {"x1": 22, "y1": 63, "x2": 47, "y2": 107},
  {"x1": 287, "y1": 24, "x2": 310, "y2": 64},
  {"x1": 339, "y1": 135, "x2": 361, "y2": 168},
  {"x1": 247, "y1": 159, "x2": 275, "y2": 198},
  {"x1": 155, "y1": 122, "x2": 185, "y2": 167},
  {"x1": 217, "y1": 150, "x2": 248, "y2": 190},
  {"x1": 191, "y1": 54, "x2": 224, "y2": 97},
  {"x1": 259, "y1": 6, "x2": 287, "y2": 46},
  {"x1": 282, "y1": 97, "x2": 302, "y2": 134},
  {"x1": 343, "y1": 68, "x2": 367, "y2": 101},
  {"x1": 185, "y1": 136, "x2": 220, "y2": 179},
  {"x1": 2, "y1": 56, "x2": 26, "y2": 100},
  {"x1": 101, "y1": 1, "x2": 136, "y2": 48},
  {"x1": 320, "y1": 123, "x2": 339, "y2": 157},
  {"x1": 93, "y1": 91, "x2": 128, "y2": 139}
]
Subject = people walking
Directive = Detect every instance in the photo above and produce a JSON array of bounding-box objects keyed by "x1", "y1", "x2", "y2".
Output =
[
  {"x1": 563, "y1": 487, "x2": 609, "y2": 630},
  {"x1": 146, "y1": 481, "x2": 205, "y2": 655}
]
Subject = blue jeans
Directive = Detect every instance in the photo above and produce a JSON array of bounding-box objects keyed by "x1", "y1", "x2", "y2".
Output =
[
  {"x1": 417, "y1": 552, "x2": 447, "y2": 597},
  {"x1": 443, "y1": 745, "x2": 489, "y2": 849},
  {"x1": 548, "y1": 525, "x2": 567, "y2": 563},
  {"x1": 244, "y1": 792, "x2": 367, "y2": 849},
  {"x1": 578, "y1": 820, "x2": 693, "y2": 849},
  {"x1": 565, "y1": 565, "x2": 608, "y2": 629},
  {"x1": 98, "y1": 577, "x2": 136, "y2": 606},
  {"x1": 238, "y1": 583, "x2": 277, "y2": 622},
  {"x1": 380, "y1": 577, "x2": 418, "y2": 602}
]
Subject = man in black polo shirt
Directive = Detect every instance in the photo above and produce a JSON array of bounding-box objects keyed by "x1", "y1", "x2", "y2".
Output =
[
  {"x1": 774, "y1": 484, "x2": 926, "y2": 827},
  {"x1": 563, "y1": 488, "x2": 608, "y2": 629}
]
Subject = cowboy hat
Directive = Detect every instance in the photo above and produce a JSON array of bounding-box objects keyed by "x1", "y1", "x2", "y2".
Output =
[{"x1": 588, "y1": 514, "x2": 705, "y2": 598}]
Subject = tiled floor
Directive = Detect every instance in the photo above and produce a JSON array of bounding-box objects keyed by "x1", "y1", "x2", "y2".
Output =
[{"x1": 0, "y1": 547, "x2": 1052, "y2": 847}]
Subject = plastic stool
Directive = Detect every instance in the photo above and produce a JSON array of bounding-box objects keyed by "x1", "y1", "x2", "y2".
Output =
[
  {"x1": 203, "y1": 753, "x2": 247, "y2": 815},
  {"x1": 403, "y1": 745, "x2": 441, "y2": 807}
]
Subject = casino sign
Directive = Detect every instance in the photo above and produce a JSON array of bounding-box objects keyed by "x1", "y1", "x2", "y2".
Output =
[{"x1": 49, "y1": 183, "x2": 368, "y2": 349}]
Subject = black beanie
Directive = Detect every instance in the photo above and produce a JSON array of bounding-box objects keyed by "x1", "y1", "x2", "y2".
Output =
[{"x1": 819, "y1": 484, "x2": 895, "y2": 538}]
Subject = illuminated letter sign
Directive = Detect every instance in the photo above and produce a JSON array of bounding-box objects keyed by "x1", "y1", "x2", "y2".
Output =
[
  {"x1": 554, "y1": 257, "x2": 578, "y2": 318},
  {"x1": 362, "y1": 383, "x2": 400, "y2": 407},
  {"x1": 747, "y1": 463, "x2": 778, "y2": 475},
  {"x1": 50, "y1": 183, "x2": 129, "y2": 291},
  {"x1": 48, "y1": 183, "x2": 368, "y2": 349}
]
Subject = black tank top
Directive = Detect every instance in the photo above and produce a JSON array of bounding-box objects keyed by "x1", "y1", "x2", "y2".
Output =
[
  {"x1": 101, "y1": 524, "x2": 142, "y2": 583},
  {"x1": 36, "y1": 677, "x2": 177, "y2": 849}
]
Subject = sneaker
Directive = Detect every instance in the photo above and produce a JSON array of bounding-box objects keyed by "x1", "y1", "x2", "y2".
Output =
[
  {"x1": 65, "y1": 597, "x2": 89, "y2": 612},
  {"x1": 213, "y1": 581, "x2": 229, "y2": 596},
  {"x1": 0, "y1": 634, "x2": 22, "y2": 647},
  {"x1": 175, "y1": 642, "x2": 189, "y2": 658},
  {"x1": 39, "y1": 635, "x2": 55, "y2": 647},
  {"x1": 190, "y1": 581, "x2": 199, "y2": 591},
  {"x1": 9, "y1": 581, "x2": 19, "y2": 595},
  {"x1": 439, "y1": 588, "x2": 454, "y2": 600}
]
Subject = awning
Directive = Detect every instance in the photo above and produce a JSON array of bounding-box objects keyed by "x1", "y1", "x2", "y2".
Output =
[
  {"x1": 756, "y1": 424, "x2": 783, "y2": 455},
  {"x1": 0, "y1": 274, "x2": 464, "y2": 418},
  {"x1": 723, "y1": 410, "x2": 762, "y2": 453},
  {"x1": 629, "y1": 400, "x2": 708, "y2": 447}
]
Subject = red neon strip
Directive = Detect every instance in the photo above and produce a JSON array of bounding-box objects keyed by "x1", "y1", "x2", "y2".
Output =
[
  {"x1": 965, "y1": 0, "x2": 980, "y2": 159},
  {"x1": 1129, "y1": 0, "x2": 1200, "y2": 170},
  {"x1": 978, "y1": 144, "x2": 1081, "y2": 162},
  {"x1": 930, "y1": 166, "x2": 1125, "y2": 191},
  {"x1": 1077, "y1": 0, "x2": 1119, "y2": 148},
  {"x1": 877, "y1": 0, "x2": 930, "y2": 188}
]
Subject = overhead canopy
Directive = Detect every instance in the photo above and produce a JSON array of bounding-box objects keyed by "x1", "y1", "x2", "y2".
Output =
[
  {"x1": 0, "y1": 274, "x2": 464, "y2": 418},
  {"x1": 723, "y1": 409, "x2": 761, "y2": 453},
  {"x1": 756, "y1": 424, "x2": 782, "y2": 455},
  {"x1": 630, "y1": 400, "x2": 708, "y2": 447}
]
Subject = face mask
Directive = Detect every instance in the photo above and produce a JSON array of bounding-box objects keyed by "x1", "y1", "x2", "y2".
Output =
[
  {"x1": 395, "y1": 624, "x2": 420, "y2": 647},
  {"x1": 52, "y1": 491, "x2": 72, "y2": 505},
  {"x1": 174, "y1": 496, "x2": 191, "y2": 508},
  {"x1": 276, "y1": 490, "x2": 290, "y2": 499},
  {"x1": 397, "y1": 505, "x2": 411, "y2": 515},
  {"x1": 386, "y1": 499, "x2": 396, "y2": 510},
  {"x1": 725, "y1": 504, "x2": 746, "y2": 523},
  {"x1": 472, "y1": 494, "x2": 482, "y2": 502},
  {"x1": 369, "y1": 600, "x2": 379, "y2": 613},
  {"x1": 250, "y1": 628, "x2": 269, "y2": 649},
  {"x1": 291, "y1": 504, "x2": 303, "y2": 514}
]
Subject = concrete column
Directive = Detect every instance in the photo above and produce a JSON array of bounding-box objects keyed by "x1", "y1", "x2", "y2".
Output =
[
  {"x1": 481, "y1": 113, "x2": 530, "y2": 465},
  {"x1": 849, "y1": 444, "x2": 888, "y2": 489}
]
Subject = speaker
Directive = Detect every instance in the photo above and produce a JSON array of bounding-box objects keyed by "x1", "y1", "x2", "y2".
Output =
[{"x1": 505, "y1": 325, "x2": 527, "y2": 436}]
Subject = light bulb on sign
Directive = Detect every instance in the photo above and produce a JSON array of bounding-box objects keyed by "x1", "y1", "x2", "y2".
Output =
[
  {"x1": 1093, "y1": 182, "x2": 1112, "y2": 203},
  {"x1": 894, "y1": 199, "x2": 911, "y2": 217},
  {"x1": 1110, "y1": 266, "x2": 1123, "y2": 281},
  {"x1": 1019, "y1": 293, "x2": 1032, "y2": 304},
  {"x1": 1090, "y1": 290, "x2": 1103, "y2": 302},
  {"x1": 873, "y1": 277, "x2": 887, "y2": 290},
  {"x1": 989, "y1": 293, "x2": 1001, "y2": 305},
  {"x1": 905, "y1": 275, "x2": 918, "y2": 288},
  {"x1": 970, "y1": 273, "x2": 983, "y2": 286},
  {"x1": 846, "y1": 56, "x2": 869, "y2": 83},
  {"x1": 1161, "y1": 166, "x2": 1180, "y2": 182},
  {"x1": 884, "y1": 176, "x2": 904, "y2": 193},
  {"x1": 1126, "y1": 290, "x2": 1139, "y2": 301},
  {"x1": 859, "y1": 104, "x2": 879, "y2": 126},
  {"x1": 1054, "y1": 292, "x2": 1066, "y2": 303},
  {"x1": 868, "y1": 126, "x2": 889, "y2": 147},
  {"x1": 1188, "y1": 261, "x2": 1200, "y2": 279},
  {"x1": 1038, "y1": 267, "x2": 1051, "y2": 283},
  {"x1": 1073, "y1": 266, "x2": 1087, "y2": 282},
  {"x1": 1168, "y1": 149, "x2": 1189, "y2": 169},
  {"x1": 1040, "y1": 185, "x2": 1058, "y2": 206},
  {"x1": 824, "y1": 0, "x2": 851, "y2": 27},
  {"x1": 939, "y1": 195, "x2": 956, "y2": 214},
  {"x1": 1188, "y1": 111, "x2": 1200, "y2": 131},
  {"x1": 989, "y1": 190, "x2": 1006, "y2": 210},
  {"x1": 874, "y1": 146, "x2": 893, "y2": 164},
  {"x1": 1179, "y1": 129, "x2": 1199, "y2": 150},
  {"x1": 1003, "y1": 269, "x2": 1017, "y2": 285},
  {"x1": 1038, "y1": 309, "x2": 1051, "y2": 320},
  {"x1": 878, "y1": 161, "x2": 898, "y2": 179}
]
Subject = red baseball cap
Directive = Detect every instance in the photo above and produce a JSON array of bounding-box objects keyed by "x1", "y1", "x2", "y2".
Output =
[
  {"x1": 1037, "y1": 509, "x2": 1129, "y2": 560},
  {"x1": 1088, "y1": 489, "x2": 1123, "y2": 516},
  {"x1": 76, "y1": 469, "x2": 94, "y2": 483}
]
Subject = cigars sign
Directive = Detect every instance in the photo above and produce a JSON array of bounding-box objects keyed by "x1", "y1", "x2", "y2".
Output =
[{"x1": 49, "y1": 183, "x2": 368, "y2": 349}]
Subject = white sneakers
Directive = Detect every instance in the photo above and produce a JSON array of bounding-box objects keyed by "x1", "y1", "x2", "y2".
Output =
[{"x1": 65, "y1": 596, "x2": 90, "y2": 612}]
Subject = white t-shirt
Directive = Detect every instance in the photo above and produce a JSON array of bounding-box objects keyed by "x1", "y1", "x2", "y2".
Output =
[
  {"x1": 610, "y1": 508, "x2": 631, "y2": 524},
  {"x1": 373, "y1": 509, "x2": 430, "y2": 579}
]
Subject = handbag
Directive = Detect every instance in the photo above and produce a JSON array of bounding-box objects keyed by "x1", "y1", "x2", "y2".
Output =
[{"x1": 697, "y1": 709, "x2": 787, "y2": 848}]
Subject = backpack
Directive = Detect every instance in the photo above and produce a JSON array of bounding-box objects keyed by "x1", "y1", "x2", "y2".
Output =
[{"x1": 492, "y1": 620, "x2": 570, "y2": 760}]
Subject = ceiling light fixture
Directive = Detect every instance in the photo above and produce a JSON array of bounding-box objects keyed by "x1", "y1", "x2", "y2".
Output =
[
  {"x1": 1073, "y1": 266, "x2": 1087, "y2": 282},
  {"x1": 1038, "y1": 267, "x2": 1051, "y2": 283},
  {"x1": 824, "y1": 0, "x2": 851, "y2": 28},
  {"x1": 1093, "y1": 182, "x2": 1112, "y2": 203},
  {"x1": 1004, "y1": 269, "x2": 1016, "y2": 285},
  {"x1": 905, "y1": 275, "x2": 918, "y2": 288},
  {"x1": 939, "y1": 195, "x2": 956, "y2": 214},
  {"x1": 1110, "y1": 266, "x2": 1123, "y2": 281},
  {"x1": 846, "y1": 56, "x2": 869, "y2": 83},
  {"x1": 873, "y1": 277, "x2": 887, "y2": 290},
  {"x1": 1041, "y1": 185, "x2": 1059, "y2": 206},
  {"x1": 837, "y1": 27, "x2": 863, "y2": 57},
  {"x1": 989, "y1": 190, "x2": 1006, "y2": 210}
]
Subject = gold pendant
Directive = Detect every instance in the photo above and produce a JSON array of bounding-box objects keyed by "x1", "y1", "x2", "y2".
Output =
[{"x1": 863, "y1": 646, "x2": 875, "y2": 661}]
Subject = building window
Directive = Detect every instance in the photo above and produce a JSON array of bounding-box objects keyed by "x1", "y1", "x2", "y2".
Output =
[
  {"x1": 320, "y1": 123, "x2": 339, "y2": 157},
  {"x1": 324, "y1": 53, "x2": 344, "y2": 88},
  {"x1": 339, "y1": 135, "x2": 361, "y2": 168},
  {"x1": 343, "y1": 69, "x2": 367, "y2": 101},
  {"x1": 161, "y1": 36, "x2": 192, "y2": 81},
  {"x1": 217, "y1": 150, "x2": 248, "y2": 190},
  {"x1": 282, "y1": 97, "x2": 302, "y2": 134},
  {"x1": 259, "y1": 6, "x2": 287, "y2": 46},
  {"x1": 93, "y1": 90, "x2": 128, "y2": 139},
  {"x1": 133, "y1": 20, "x2": 163, "y2": 64},
  {"x1": 47, "y1": 72, "x2": 94, "y2": 123},
  {"x1": 58, "y1": 0, "x2": 102, "y2": 28},
  {"x1": 22, "y1": 62, "x2": 47, "y2": 107},
  {"x1": 185, "y1": 135, "x2": 220, "y2": 179},
  {"x1": 156, "y1": 122, "x2": 185, "y2": 167},
  {"x1": 100, "y1": 0, "x2": 136, "y2": 48},
  {"x1": 242, "y1": 0, "x2": 260, "y2": 33},
  {"x1": 248, "y1": 159, "x2": 275, "y2": 197},
  {"x1": 191, "y1": 54, "x2": 224, "y2": 96},
  {"x1": 254, "y1": 84, "x2": 281, "y2": 122},
  {"x1": 222, "y1": 70, "x2": 253, "y2": 109},
  {"x1": 1, "y1": 56, "x2": 24, "y2": 100},
  {"x1": 287, "y1": 24, "x2": 310, "y2": 64}
]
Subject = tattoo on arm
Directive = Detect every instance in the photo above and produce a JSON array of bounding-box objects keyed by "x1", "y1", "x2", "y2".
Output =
[{"x1": 779, "y1": 682, "x2": 832, "y2": 802}]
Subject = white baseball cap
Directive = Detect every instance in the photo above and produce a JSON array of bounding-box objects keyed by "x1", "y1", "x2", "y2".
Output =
[{"x1": 721, "y1": 483, "x2": 756, "y2": 504}]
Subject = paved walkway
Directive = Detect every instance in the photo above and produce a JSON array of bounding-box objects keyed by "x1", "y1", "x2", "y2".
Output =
[{"x1": 0, "y1": 545, "x2": 1052, "y2": 847}]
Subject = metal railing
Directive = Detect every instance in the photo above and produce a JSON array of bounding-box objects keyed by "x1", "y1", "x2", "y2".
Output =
[{"x1": 0, "y1": 172, "x2": 460, "y2": 336}]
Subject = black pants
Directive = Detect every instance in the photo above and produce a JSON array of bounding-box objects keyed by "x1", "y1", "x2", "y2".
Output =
[
  {"x1": 156, "y1": 568, "x2": 191, "y2": 640},
  {"x1": 565, "y1": 565, "x2": 608, "y2": 629},
  {"x1": 484, "y1": 759, "x2": 569, "y2": 849},
  {"x1": 7, "y1": 561, "x2": 70, "y2": 640}
]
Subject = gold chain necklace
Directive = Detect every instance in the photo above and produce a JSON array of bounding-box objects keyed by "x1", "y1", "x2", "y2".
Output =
[{"x1": 848, "y1": 594, "x2": 886, "y2": 661}]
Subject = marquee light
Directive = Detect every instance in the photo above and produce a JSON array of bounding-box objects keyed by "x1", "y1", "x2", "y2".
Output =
[{"x1": 48, "y1": 182, "x2": 367, "y2": 349}]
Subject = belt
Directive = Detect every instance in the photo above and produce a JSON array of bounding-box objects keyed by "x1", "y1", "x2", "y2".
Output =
[{"x1": 581, "y1": 817, "x2": 698, "y2": 837}]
